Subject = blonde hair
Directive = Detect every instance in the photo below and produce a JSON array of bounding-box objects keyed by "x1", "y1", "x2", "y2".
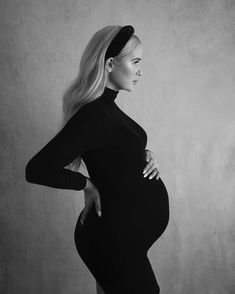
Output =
[{"x1": 62, "y1": 25, "x2": 141, "y2": 171}]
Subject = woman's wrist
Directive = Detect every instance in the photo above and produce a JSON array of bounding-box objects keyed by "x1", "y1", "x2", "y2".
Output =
[{"x1": 84, "y1": 177, "x2": 92, "y2": 191}]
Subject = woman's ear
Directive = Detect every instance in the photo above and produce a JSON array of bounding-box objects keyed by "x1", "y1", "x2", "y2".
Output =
[{"x1": 105, "y1": 57, "x2": 114, "y2": 73}]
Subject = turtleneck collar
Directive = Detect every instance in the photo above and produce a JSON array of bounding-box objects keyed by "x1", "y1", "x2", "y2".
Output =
[{"x1": 100, "y1": 86, "x2": 119, "y2": 104}]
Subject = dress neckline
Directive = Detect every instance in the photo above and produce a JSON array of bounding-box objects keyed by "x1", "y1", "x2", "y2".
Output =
[{"x1": 100, "y1": 86, "x2": 119, "y2": 104}]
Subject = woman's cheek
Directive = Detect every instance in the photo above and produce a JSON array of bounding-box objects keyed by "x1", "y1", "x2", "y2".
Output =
[{"x1": 122, "y1": 63, "x2": 133, "y2": 79}]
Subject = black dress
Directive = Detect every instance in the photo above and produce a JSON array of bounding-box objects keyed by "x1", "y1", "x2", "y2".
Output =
[{"x1": 25, "y1": 86, "x2": 169, "y2": 294}]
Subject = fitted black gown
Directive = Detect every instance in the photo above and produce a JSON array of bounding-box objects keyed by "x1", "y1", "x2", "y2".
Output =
[{"x1": 25, "y1": 86, "x2": 169, "y2": 294}]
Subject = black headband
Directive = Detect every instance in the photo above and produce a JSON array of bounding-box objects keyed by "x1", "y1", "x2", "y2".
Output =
[{"x1": 104, "y1": 25, "x2": 135, "y2": 61}]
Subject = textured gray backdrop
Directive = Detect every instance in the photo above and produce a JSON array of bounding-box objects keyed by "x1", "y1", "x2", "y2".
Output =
[{"x1": 0, "y1": 0, "x2": 235, "y2": 293}]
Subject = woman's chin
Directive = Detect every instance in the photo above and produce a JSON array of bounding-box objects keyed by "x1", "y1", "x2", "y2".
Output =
[
  {"x1": 119, "y1": 83, "x2": 135, "y2": 92},
  {"x1": 125, "y1": 84, "x2": 135, "y2": 92}
]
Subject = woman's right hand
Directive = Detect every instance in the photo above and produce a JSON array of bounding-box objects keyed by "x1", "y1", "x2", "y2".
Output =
[{"x1": 80, "y1": 177, "x2": 102, "y2": 225}]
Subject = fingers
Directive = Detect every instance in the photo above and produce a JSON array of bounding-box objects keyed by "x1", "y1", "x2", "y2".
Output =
[
  {"x1": 143, "y1": 157, "x2": 155, "y2": 175},
  {"x1": 145, "y1": 149, "x2": 151, "y2": 162},
  {"x1": 80, "y1": 197, "x2": 102, "y2": 226},
  {"x1": 145, "y1": 149, "x2": 156, "y2": 162},
  {"x1": 143, "y1": 157, "x2": 158, "y2": 177},
  {"x1": 95, "y1": 196, "x2": 102, "y2": 217},
  {"x1": 80, "y1": 207, "x2": 88, "y2": 225},
  {"x1": 143, "y1": 167, "x2": 160, "y2": 180},
  {"x1": 143, "y1": 157, "x2": 160, "y2": 180},
  {"x1": 149, "y1": 168, "x2": 160, "y2": 180}
]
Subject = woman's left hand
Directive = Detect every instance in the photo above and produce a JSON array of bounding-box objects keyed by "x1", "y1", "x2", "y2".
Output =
[{"x1": 143, "y1": 149, "x2": 160, "y2": 180}]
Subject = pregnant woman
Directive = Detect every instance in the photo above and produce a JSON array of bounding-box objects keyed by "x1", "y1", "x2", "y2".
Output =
[{"x1": 25, "y1": 25, "x2": 169, "y2": 294}]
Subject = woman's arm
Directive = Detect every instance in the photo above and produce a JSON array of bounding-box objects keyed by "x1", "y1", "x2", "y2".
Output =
[{"x1": 25, "y1": 103, "x2": 107, "y2": 191}]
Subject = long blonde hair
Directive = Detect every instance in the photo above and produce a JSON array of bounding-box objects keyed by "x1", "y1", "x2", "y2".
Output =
[{"x1": 62, "y1": 25, "x2": 141, "y2": 171}]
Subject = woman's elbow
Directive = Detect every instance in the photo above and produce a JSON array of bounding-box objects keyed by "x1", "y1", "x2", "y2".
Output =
[{"x1": 25, "y1": 159, "x2": 40, "y2": 184}]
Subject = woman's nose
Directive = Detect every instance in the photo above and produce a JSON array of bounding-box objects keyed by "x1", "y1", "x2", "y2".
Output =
[{"x1": 136, "y1": 69, "x2": 142, "y2": 77}]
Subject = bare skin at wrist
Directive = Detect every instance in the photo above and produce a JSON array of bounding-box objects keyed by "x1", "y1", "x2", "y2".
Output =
[{"x1": 84, "y1": 177, "x2": 93, "y2": 191}]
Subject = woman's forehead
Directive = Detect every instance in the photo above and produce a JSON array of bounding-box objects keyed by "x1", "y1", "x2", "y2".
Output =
[{"x1": 129, "y1": 46, "x2": 143, "y2": 59}]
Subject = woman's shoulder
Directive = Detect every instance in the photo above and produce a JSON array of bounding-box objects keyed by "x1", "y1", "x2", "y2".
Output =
[
  {"x1": 65, "y1": 100, "x2": 110, "y2": 135},
  {"x1": 72, "y1": 99, "x2": 109, "y2": 123}
]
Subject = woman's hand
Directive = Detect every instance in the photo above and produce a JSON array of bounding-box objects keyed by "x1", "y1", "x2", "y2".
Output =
[
  {"x1": 80, "y1": 178, "x2": 102, "y2": 225},
  {"x1": 143, "y1": 149, "x2": 160, "y2": 180}
]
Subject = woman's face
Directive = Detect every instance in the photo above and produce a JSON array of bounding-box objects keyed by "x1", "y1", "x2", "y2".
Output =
[{"x1": 106, "y1": 44, "x2": 143, "y2": 92}]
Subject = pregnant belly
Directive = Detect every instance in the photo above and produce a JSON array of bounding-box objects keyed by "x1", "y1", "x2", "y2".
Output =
[
  {"x1": 76, "y1": 174, "x2": 170, "y2": 256},
  {"x1": 126, "y1": 175, "x2": 169, "y2": 218},
  {"x1": 114, "y1": 175, "x2": 170, "y2": 254},
  {"x1": 140, "y1": 176, "x2": 169, "y2": 209},
  {"x1": 117, "y1": 169, "x2": 169, "y2": 206},
  {"x1": 101, "y1": 171, "x2": 169, "y2": 228}
]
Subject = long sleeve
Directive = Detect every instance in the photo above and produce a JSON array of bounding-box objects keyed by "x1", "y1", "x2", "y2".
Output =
[{"x1": 25, "y1": 102, "x2": 109, "y2": 191}]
